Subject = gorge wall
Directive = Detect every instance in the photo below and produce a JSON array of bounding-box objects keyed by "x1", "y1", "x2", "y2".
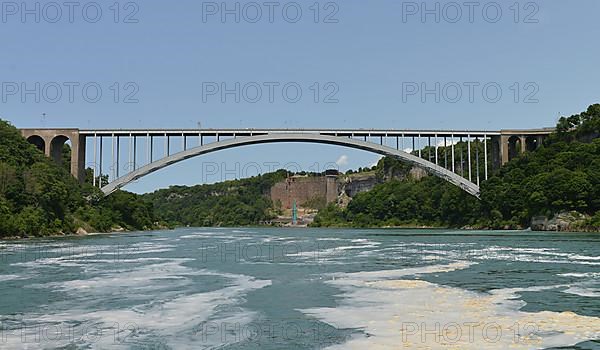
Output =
[{"x1": 270, "y1": 165, "x2": 428, "y2": 210}]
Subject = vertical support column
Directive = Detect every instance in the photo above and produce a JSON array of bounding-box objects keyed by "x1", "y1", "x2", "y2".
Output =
[
  {"x1": 401, "y1": 134, "x2": 405, "y2": 151},
  {"x1": 93, "y1": 133, "x2": 97, "y2": 187},
  {"x1": 99, "y1": 136, "x2": 103, "y2": 188},
  {"x1": 147, "y1": 133, "x2": 151, "y2": 164},
  {"x1": 451, "y1": 134, "x2": 455, "y2": 173},
  {"x1": 133, "y1": 136, "x2": 137, "y2": 171},
  {"x1": 536, "y1": 136, "x2": 544, "y2": 149},
  {"x1": 475, "y1": 137, "x2": 480, "y2": 186},
  {"x1": 501, "y1": 134, "x2": 510, "y2": 165},
  {"x1": 520, "y1": 135, "x2": 526, "y2": 154},
  {"x1": 150, "y1": 135, "x2": 154, "y2": 162},
  {"x1": 164, "y1": 133, "x2": 168, "y2": 157},
  {"x1": 467, "y1": 135, "x2": 472, "y2": 182},
  {"x1": 491, "y1": 135, "x2": 501, "y2": 170},
  {"x1": 128, "y1": 133, "x2": 133, "y2": 172},
  {"x1": 428, "y1": 136, "x2": 431, "y2": 162},
  {"x1": 44, "y1": 137, "x2": 51, "y2": 157},
  {"x1": 70, "y1": 132, "x2": 86, "y2": 183},
  {"x1": 111, "y1": 133, "x2": 116, "y2": 181},
  {"x1": 484, "y1": 134, "x2": 488, "y2": 180},
  {"x1": 460, "y1": 137, "x2": 464, "y2": 177},
  {"x1": 444, "y1": 136, "x2": 448, "y2": 169},
  {"x1": 418, "y1": 134, "x2": 421, "y2": 158},
  {"x1": 116, "y1": 136, "x2": 120, "y2": 179},
  {"x1": 434, "y1": 134, "x2": 438, "y2": 165}
]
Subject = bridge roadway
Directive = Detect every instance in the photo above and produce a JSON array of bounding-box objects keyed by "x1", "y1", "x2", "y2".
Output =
[
  {"x1": 78, "y1": 128, "x2": 503, "y2": 137},
  {"x1": 20, "y1": 127, "x2": 555, "y2": 198}
]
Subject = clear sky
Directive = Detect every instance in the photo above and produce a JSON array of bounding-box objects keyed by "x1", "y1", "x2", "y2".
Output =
[{"x1": 1, "y1": 0, "x2": 599, "y2": 193}]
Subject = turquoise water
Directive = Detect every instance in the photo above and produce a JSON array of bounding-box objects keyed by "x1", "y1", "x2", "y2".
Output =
[{"x1": 1, "y1": 228, "x2": 599, "y2": 349}]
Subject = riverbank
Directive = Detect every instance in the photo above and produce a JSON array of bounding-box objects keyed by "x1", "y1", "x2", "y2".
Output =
[
  {"x1": 3, "y1": 223, "x2": 598, "y2": 242},
  {"x1": 0, "y1": 223, "x2": 175, "y2": 241}
]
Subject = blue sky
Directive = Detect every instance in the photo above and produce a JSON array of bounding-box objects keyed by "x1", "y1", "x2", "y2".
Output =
[{"x1": 1, "y1": 0, "x2": 599, "y2": 193}]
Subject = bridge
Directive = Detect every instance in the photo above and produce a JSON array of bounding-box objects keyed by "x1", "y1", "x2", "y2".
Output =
[{"x1": 19, "y1": 127, "x2": 555, "y2": 198}]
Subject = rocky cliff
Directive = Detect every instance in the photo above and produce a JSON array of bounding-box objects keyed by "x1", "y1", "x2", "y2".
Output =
[{"x1": 531, "y1": 211, "x2": 597, "y2": 232}]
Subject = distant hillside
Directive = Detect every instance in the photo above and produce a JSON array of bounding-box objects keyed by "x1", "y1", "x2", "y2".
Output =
[{"x1": 143, "y1": 170, "x2": 288, "y2": 227}]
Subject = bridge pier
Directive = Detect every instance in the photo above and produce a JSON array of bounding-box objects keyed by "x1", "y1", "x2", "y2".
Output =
[
  {"x1": 499, "y1": 129, "x2": 553, "y2": 165},
  {"x1": 491, "y1": 135, "x2": 502, "y2": 170},
  {"x1": 20, "y1": 129, "x2": 86, "y2": 183}
]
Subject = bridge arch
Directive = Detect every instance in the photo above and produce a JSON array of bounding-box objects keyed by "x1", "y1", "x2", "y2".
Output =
[
  {"x1": 26, "y1": 135, "x2": 46, "y2": 153},
  {"x1": 525, "y1": 135, "x2": 541, "y2": 152},
  {"x1": 507, "y1": 135, "x2": 522, "y2": 161},
  {"x1": 50, "y1": 135, "x2": 71, "y2": 165},
  {"x1": 101, "y1": 133, "x2": 481, "y2": 198}
]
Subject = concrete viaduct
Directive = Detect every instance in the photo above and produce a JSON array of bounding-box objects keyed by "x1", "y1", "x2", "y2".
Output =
[{"x1": 19, "y1": 127, "x2": 554, "y2": 198}]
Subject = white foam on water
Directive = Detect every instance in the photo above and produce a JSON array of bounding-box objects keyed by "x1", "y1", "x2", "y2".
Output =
[
  {"x1": 563, "y1": 286, "x2": 600, "y2": 298},
  {"x1": 232, "y1": 229, "x2": 257, "y2": 234},
  {"x1": 300, "y1": 262, "x2": 600, "y2": 349},
  {"x1": 468, "y1": 246, "x2": 600, "y2": 266},
  {"x1": 27, "y1": 259, "x2": 196, "y2": 293},
  {"x1": 179, "y1": 231, "x2": 228, "y2": 239},
  {"x1": 5, "y1": 258, "x2": 271, "y2": 349},
  {"x1": 9, "y1": 242, "x2": 176, "y2": 269},
  {"x1": 0, "y1": 274, "x2": 23, "y2": 282},
  {"x1": 559, "y1": 272, "x2": 600, "y2": 278}
]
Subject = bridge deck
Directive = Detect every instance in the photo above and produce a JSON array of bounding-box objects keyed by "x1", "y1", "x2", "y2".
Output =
[{"x1": 74, "y1": 128, "x2": 504, "y2": 138}]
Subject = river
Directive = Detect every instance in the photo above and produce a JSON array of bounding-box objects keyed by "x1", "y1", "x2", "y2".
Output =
[{"x1": 1, "y1": 228, "x2": 599, "y2": 349}]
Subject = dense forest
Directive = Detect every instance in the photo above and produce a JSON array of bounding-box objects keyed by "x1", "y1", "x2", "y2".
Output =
[
  {"x1": 314, "y1": 104, "x2": 600, "y2": 230},
  {"x1": 0, "y1": 120, "x2": 159, "y2": 238}
]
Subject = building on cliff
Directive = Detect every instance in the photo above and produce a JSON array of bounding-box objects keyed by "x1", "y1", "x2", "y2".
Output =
[{"x1": 270, "y1": 174, "x2": 339, "y2": 210}]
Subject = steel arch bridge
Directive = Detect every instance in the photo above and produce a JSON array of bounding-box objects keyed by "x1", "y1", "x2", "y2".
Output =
[{"x1": 19, "y1": 128, "x2": 555, "y2": 198}]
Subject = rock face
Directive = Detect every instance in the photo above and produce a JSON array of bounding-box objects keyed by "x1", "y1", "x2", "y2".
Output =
[
  {"x1": 408, "y1": 167, "x2": 428, "y2": 181},
  {"x1": 270, "y1": 165, "x2": 428, "y2": 210},
  {"x1": 531, "y1": 211, "x2": 590, "y2": 232},
  {"x1": 342, "y1": 173, "x2": 379, "y2": 198}
]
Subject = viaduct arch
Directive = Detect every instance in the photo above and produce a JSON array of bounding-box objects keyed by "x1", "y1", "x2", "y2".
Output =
[{"x1": 20, "y1": 129, "x2": 86, "y2": 182}]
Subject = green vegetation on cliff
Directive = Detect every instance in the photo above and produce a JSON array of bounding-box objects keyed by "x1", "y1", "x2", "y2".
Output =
[
  {"x1": 314, "y1": 104, "x2": 600, "y2": 230},
  {"x1": 314, "y1": 163, "x2": 480, "y2": 228},
  {"x1": 0, "y1": 120, "x2": 158, "y2": 238},
  {"x1": 143, "y1": 171, "x2": 288, "y2": 227}
]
